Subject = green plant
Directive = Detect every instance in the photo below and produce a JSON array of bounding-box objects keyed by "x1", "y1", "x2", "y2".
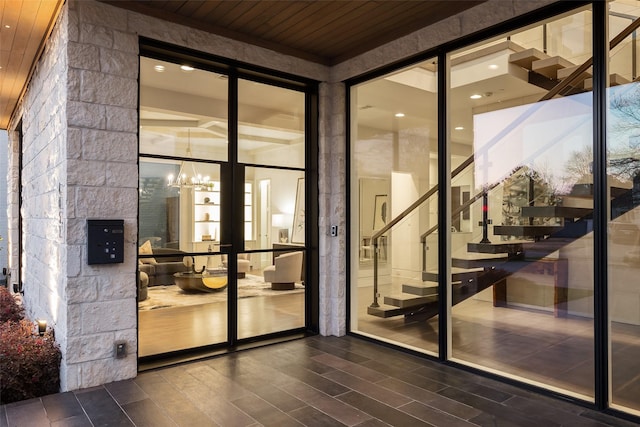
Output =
[
  {"x1": 0, "y1": 319, "x2": 61, "y2": 404},
  {"x1": 0, "y1": 286, "x2": 24, "y2": 323}
]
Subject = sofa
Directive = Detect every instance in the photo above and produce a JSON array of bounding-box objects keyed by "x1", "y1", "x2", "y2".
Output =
[{"x1": 138, "y1": 247, "x2": 189, "y2": 287}]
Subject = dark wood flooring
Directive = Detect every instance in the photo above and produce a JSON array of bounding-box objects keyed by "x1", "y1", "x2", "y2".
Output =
[{"x1": 1, "y1": 336, "x2": 637, "y2": 426}]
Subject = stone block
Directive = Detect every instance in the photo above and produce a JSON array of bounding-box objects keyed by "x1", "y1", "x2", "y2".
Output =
[
  {"x1": 77, "y1": 0, "x2": 127, "y2": 32},
  {"x1": 80, "y1": 70, "x2": 137, "y2": 108},
  {"x1": 97, "y1": 273, "x2": 136, "y2": 301},
  {"x1": 81, "y1": 300, "x2": 136, "y2": 334},
  {"x1": 67, "y1": 333, "x2": 114, "y2": 363},
  {"x1": 67, "y1": 68, "x2": 81, "y2": 101},
  {"x1": 68, "y1": 42, "x2": 100, "y2": 71},
  {"x1": 83, "y1": 129, "x2": 137, "y2": 162},
  {"x1": 113, "y1": 31, "x2": 138, "y2": 54},
  {"x1": 68, "y1": 101, "x2": 106, "y2": 129},
  {"x1": 67, "y1": 276, "x2": 99, "y2": 304},
  {"x1": 105, "y1": 106, "x2": 137, "y2": 132},
  {"x1": 67, "y1": 159, "x2": 106, "y2": 186},
  {"x1": 78, "y1": 356, "x2": 137, "y2": 389},
  {"x1": 79, "y1": 23, "x2": 113, "y2": 48},
  {"x1": 100, "y1": 48, "x2": 138, "y2": 78},
  {"x1": 106, "y1": 162, "x2": 138, "y2": 188},
  {"x1": 75, "y1": 187, "x2": 138, "y2": 218}
]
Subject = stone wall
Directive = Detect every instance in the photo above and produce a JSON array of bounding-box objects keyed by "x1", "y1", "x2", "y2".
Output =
[
  {"x1": 6, "y1": 0, "x2": 561, "y2": 390},
  {"x1": 11, "y1": 5, "x2": 73, "y2": 389}
]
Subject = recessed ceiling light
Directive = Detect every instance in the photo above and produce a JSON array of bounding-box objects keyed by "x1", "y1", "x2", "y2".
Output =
[
  {"x1": 455, "y1": 126, "x2": 464, "y2": 130},
  {"x1": 470, "y1": 94, "x2": 482, "y2": 99},
  {"x1": 154, "y1": 65, "x2": 165, "y2": 72},
  {"x1": 395, "y1": 113, "x2": 405, "y2": 118},
  {"x1": 4, "y1": 25, "x2": 10, "y2": 29},
  {"x1": 488, "y1": 64, "x2": 499, "y2": 70},
  {"x1": 180, "y1": 65, "x2": 194, "y2": 72}
]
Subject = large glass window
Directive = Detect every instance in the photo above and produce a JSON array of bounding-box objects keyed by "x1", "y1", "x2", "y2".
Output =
[
  {"x1": 350, "y1": 59, "x2": 440, "y2": 354},
  {"x1": 608, "y1": 0, "x2": 640, "y2": 415},
  {"x1": 449, "y1": 7, "x2": 594, "y2": 400}
]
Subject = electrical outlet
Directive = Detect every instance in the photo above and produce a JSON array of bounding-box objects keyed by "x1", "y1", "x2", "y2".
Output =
[
  {"x1": 330, "y1": 225, "x2": 338, "y2": 237},
  {"x1": 115, "y1": 341, "x2": 127, "y2": 358}
]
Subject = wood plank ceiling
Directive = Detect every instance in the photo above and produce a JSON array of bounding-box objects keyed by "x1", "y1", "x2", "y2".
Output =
[{"x1": 1, "y1": 0, "x2": 486, "y2": 129}]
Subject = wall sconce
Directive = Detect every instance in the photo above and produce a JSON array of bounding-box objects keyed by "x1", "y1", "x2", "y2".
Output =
[{"x1": 37, "y1": 320, "x2": 47, "y2": 336}]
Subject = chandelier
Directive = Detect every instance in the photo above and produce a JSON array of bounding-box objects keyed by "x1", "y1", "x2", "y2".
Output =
[{"x1": 166, "y1": 130, "x2": 212, "y2": 189}]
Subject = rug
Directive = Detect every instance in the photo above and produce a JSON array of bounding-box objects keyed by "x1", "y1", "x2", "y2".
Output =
[{"x1": 139, "y1": 274, "x2": 304, "y2": 311}]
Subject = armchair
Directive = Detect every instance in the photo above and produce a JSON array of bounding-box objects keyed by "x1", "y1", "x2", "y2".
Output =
[{"x1": 263, "y1": 251, "x2": 303, "y2": 290}]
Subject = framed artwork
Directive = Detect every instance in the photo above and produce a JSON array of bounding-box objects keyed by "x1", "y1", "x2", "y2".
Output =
[
  {"x1": 278, "y1": 228, "x2": 289, "y2": 243},
  {"x1": 373, "y1": 194, "x2": 388, "y2": 231},
  {"x1": 291, "y1": 178, "x2": 305, "y2": 243}
]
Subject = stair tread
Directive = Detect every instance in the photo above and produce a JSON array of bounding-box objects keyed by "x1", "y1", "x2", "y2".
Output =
[
  {"x1": 384, "y1": 294, "x2": 438, "y2": 308},
  {"x1": 467, "y1": 241, "x2": 526, "y2": 254},
  {"x1": 520, "y1": 206, "x2": 592, "y2": 218},
  {"x1": 493, "y1": 225, "x2": 563, "y2": 236},
  {"x1": 532, "y1": 56, "x2": 575, "y2": 78},
  {"x1": 402, "y1": 283, "x2": 438, "y2": 297},
  {"x1": 556, "y1": 64, "x2": 592, "y2": 80},
  {"x1": 509, "y1": 48, "x2": 550, "y2": 70}
]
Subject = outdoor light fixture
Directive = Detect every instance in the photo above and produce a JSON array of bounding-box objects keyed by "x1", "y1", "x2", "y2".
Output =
[{"x1": 37, "y1": 320, "x2": 47, "y2": 336}]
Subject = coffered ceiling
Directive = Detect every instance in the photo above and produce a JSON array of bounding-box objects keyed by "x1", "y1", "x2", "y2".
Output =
[{"x1": 0, "y1": 0, "x2": 486, "y2": 130}]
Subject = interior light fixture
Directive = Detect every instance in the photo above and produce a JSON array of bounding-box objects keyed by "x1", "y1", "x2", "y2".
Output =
[
  {"x1": 167, "y1": 130, "x2": 212, "y2": 189},
  {"x1": 470, "y1": 94, "x2": 482, "y2": 99},
  {"x1": 180, "y1": 65, "x2": 194, "y2": 72},
  {"x1": 4, "y1": 25, "x2": 10, "y2": 29},
  {"x1": 154, "y1": 65, "x2": 165, "y2": 72},
  {"x1": 488, "y1": 64, "x2": 499, "y2": 70},
  {"x1": 454, "y1": 126, "x2": 464, "y2": 130},
  {"x1": 37, "y1": 320, "x2": 47, "y2": 336},
  {"x1": 395, "y1": 113, "x2": 405, "y2": 118}
]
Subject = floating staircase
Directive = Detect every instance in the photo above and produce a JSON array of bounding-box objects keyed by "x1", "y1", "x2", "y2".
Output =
[{"x1": 368, "y1": 182, "x2": 634, "y2": 322}]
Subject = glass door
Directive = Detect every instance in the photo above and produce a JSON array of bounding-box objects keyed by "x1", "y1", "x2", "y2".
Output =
[
  {"x1": 137, "y1": 54, "x2": 311, "y2": 358},
  {"x1": 235, "y1": 79, "x2": 307, "y2": 340}
]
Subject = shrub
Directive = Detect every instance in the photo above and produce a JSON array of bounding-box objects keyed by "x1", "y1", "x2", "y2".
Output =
[
  {"x1": 0, "y1": 319, "x2": 61, "y2": 404},
  {"x1": 0, "y1": 286, "x2": 24, "y2": 323}
]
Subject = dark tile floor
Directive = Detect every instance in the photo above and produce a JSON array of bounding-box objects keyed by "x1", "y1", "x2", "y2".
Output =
[{"x1": 1, "y1": 336, "x2": 638, "y2": 427}]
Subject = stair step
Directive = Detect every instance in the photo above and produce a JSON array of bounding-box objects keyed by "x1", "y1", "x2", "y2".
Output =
[
  {"x1": 520, "y1": 206, "x2": 592, "y2": 219},
  {"x1": 467, "y1": 241, "x2": 526, "y2": 254},
  {"x1": 556, "y1": 64, "x2": 592, "y2": 81},
  {"x1": 509, "y1": 48, "x2": 550, "y2": 70},
  {"x1": 531, "y1": 56, "x2": 575, "y2": 79},
  {"x1": 402, "y1": 283, "x2": 438, "y2": 296},
  {"x1": 584, "y1": 73, "x2": 630, "y2": 90},
  {"x1": 568, "y1": 183, "x2": 629, "y2": 198},
  {"x1": 368, "y1": 304, "x2": 419, "y2": 318},
  {"x1": 384, "y1": 294, "x2": 438, "y2": 308},
  {"x1": 422, "y1": 268, "x2": 483, "y2": 283},
  {"x1": 452, "y1": 256, "x2": 509, "y2": 269},
  {"x1": 493, "y1": 225, "x2": 563, "y2": 237}
]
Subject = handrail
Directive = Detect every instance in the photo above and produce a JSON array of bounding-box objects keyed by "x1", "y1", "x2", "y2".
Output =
[
  {"x1": 368, "y1": 17, "x2": 640, "y2": 309},
  {"x1": 371, "y1": 155, "x2": 474, "y2": 243}
]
